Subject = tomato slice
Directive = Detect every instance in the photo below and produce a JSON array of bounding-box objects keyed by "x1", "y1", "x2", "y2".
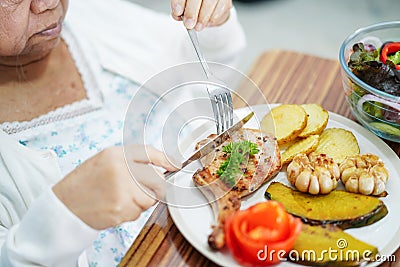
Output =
[
  {"x1": 245, "y1": 201, "x2": 290, "y2": 242},
  {"x1": 225, "y1": 201, "x2": 302, "y2": 266}
]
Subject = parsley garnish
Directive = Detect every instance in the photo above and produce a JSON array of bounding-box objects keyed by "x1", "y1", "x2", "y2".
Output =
[{"x1": 217, "y1": 140, "x2": 259, "y2": 187}]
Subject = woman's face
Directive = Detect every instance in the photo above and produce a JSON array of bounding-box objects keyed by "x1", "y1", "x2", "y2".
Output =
[{"x1": 0, "y1": 0, "x2": 68, "y2": 66}]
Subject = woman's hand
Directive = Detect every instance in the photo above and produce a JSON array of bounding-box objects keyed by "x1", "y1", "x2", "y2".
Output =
[
  {"x1": 171, "y1": 0, "x2": 233, "y2": 31},
  {"x1": 52, "y1": 145, "x2": 177, "y2": 230}
]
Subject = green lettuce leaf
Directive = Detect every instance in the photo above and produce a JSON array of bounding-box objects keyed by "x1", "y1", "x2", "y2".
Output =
[
  {"x1": 348, "y1": 43, "x2": 379, "y2": 69},
  {"x1": 387, "y1": 51, "x2": 400, "y2": 65}
]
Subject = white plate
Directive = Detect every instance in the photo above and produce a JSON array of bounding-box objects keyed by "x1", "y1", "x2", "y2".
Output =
[{"x1": 167, "y1": 104, "x2": 400, "y2": 267}]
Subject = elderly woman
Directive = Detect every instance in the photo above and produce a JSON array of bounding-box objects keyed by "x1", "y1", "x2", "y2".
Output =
[{"x1": 0, "y1": 0, "x2": 245, "y2": 266}]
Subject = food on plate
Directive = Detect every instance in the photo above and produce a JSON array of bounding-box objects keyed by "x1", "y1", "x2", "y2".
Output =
[
  {"x1": 314, "y1": 128, "x2": 360, "y2": 164},
  {"x1": 291, "y1": 224, "x2": 378, "y2": 266},
  {"x1": 261, "y1": 104, "x2": 308, "y2": 145},
  {"x1": 287, "y1": 152, "x2": 340, "y2": 195},
  {"x1": 298, "y1": 104, "x2": 329, "y2": 138},
  {"x1": 265, "y1": 182, "x2": 388, "y2": 229},
  {"x1": 339, "y1": 153, "x2": 389, "y2": 196},
  {"x1": 281, "y1": 135, "x2": 320, "y2": 165},
  {"x1": 192, "y1": 128, "x2": 281, "y2": 250},
  {"x1": 225, "y1": 201, "x2": 302, "y2": 266},
  {"x1": 261, "y1": 103, "x2": 330, "y2": 165}
]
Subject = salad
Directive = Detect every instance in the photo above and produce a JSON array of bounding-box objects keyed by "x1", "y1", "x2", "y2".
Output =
[{"x1": 347, "y1": 40, "x2": 400, "y2": 133}]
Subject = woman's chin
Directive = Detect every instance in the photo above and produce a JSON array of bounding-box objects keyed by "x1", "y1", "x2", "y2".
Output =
[{"x1": 0, "y1": 38, "x2": 61, "y2": 67}]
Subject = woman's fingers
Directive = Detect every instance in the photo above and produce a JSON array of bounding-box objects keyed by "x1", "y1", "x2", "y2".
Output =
[
  {"x1": 124, "y1": 145, "x2": 179, "y2": 200},
  {"x1": 171, "y1": 0, "x2": 232, "y2": 30},
  {"x1": 53, "y1": 146, "x2": 171, "y2": 230},
  {"x1": 209, "y1": 0, "x2": 232, "y2": 26},
  {"x1": 129, "y1": 180, "x2": 158, "y2": 210},
  {"x1": 145, "y1": 146, "x2": 178, "y2": 171},
  {"x1": 128, "y1": 162, "x2": 166, "y2": 200},
  {"x1": 171, "y1": 0, "x2": 186, "y2": 20},
  {"x1": 196, "y1": 0, "x2": 218, "y2": 31},
  {"x1": 126, "y1": 145, "x2": 178, "y2": 171},
  {"x1": 181, "y1": 0, "x2": 203, "y2": 29}
]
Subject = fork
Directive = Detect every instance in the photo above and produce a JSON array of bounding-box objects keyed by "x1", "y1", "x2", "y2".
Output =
[{"x1": 186, "y1": 28, "x2": 234, "y2": 134}]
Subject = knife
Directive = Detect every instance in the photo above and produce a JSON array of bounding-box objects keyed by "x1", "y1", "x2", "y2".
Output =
[{"x1": 164, "y1": 112, "x2": 254, "y2": 179}]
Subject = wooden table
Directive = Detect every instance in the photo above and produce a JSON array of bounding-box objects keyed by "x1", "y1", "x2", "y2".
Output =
[{"x1": 119, "y1": 50, "x2": 400, "y2": 267}]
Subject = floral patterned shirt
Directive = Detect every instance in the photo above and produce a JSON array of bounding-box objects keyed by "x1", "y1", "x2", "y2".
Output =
[{"x1": 3, "y1": 27, "x2": 165, "y2": 267}]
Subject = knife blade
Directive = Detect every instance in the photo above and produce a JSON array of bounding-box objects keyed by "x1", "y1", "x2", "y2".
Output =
[{"x1": 164, "y1": 112, "x2": 254, "y2": 179}]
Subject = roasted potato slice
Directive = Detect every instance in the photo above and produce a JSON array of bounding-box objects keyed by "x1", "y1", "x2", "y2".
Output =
[
  {"x1": 281, "y1": 134, "x2": 320, "y2": 165},
  {"x1": 298, "y1": 103, "x2": 329, "y2": 138},
  {"x1": 261, "y1": 104, "x2": 307, "y2": 145},
  {"x1": 314, "y1": 128, "x2": 360, "y2": 164}
]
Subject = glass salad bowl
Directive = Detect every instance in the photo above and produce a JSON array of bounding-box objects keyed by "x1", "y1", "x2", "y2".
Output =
[{"x1": 339, "y1": 21, "x2": 400, "y2": 142}]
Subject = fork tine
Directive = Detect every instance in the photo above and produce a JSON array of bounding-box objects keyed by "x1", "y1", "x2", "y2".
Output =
[
  {"x1": 226, "y1": 92, "x2": 234, "y2": 127},
  {"x1": 209, "y1": 89, "x2": 233, "y2": 134},
  {"x1": 210, "y1": 94, "x2": 221, "y2": 134},
  {"x1": 220, "y1": 93, "x2": 230, "y2": 132},
  {"x1": 219, "y1": 92, "x2": 232, "y2": 132},
  {"x1": 216, "y1": 94, "x2": 225, "y2": 133}
]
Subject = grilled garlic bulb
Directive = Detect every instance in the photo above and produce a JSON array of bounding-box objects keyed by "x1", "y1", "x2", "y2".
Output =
[
  {"x1": 287, "y1": 152, "x2": 340, "y2": 195},
  {"x1": 339, "y1": 154, "x2": 388, "y2": 196}
]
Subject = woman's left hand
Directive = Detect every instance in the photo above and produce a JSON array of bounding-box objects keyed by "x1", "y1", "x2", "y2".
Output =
[{"x1": 171, "y1": 0, "x2": 233, "y2": 31}]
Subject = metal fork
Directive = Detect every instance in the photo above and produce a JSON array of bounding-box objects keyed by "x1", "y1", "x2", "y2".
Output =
[{"x1": 186, "y1": 28, "x2": 234, "y2": 134}]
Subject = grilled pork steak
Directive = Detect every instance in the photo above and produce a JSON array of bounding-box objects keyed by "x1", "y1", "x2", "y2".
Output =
[{"x1": 192, "y1": 128, "x2": 281, "y2": 250}]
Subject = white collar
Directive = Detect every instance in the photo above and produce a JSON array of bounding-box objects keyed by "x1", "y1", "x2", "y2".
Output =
[{"x1": 0, "y1": 24, "x2": 104, "y2": 134}]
